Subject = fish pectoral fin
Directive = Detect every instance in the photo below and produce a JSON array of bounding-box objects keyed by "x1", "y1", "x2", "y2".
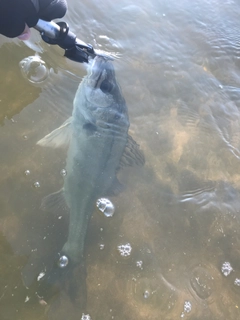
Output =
[
  {"x1": 41, "y1": 188, "x2": 68, "y2": 213},
  {"x1": 107, "y1": 177, "x2": 124, "y2": 196},
  {"x1": 120, "y1": 134, "x2": 145, "y2": 168},
  {"x1": 37, "y1": 117, "x2": 72, "y2": 148}
]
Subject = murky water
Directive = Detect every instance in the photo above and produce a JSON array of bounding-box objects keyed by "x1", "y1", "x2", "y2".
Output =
[{"x1": 1, "y1": 0, "x2": 240, "y2": 319}]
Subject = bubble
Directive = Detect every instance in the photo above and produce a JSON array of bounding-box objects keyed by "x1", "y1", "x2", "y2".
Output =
[
  {"x1": 58, "y1": 255, "x2": 69, "y2": 268},
  {"x1": 117, "y1": 243, "x2": 132, "y2": 257},
  {"x1": 19, "y1": 55, "x2": 49, "y2": 83},
  {"x1": 23, "y1": 135, "x2": 28, "y2": 140},
  {"x1": 96, "y1": 198, "x2": 115, "y2": 217},
  {"x1": 37, "y1": 272, "x2": 45, "y2": 281},
  {"x1": 99, "y1": 244, "x2": 105, "y2": 250},
  {"x1": 183, "y1": 301, "x2": 192, "y2": 313},
  {"x1": 136, "y1": 260, "x2": 143, "y2": 269},
  {"x1": 33, "y1": 181, "x2": 40, "y2": 188},
  {"x1": 221, "y1": 261, "x2": 233, "y2": 276},
  {"x1": 234, "y1": 278, "x2": 240, "y2": 286},
  {"x1": 180, "y1": 301, "x2": 192, "y2": 318},
  {"x1": 143, "y1": 290, "x2": 150, "y2": 299},
  {"x1": 81, "y1": 314, "x2": 92, "y2": 320},
  {"x1": 24, "y1": 170, "x2": 30, "y2": 176},
  {"x1": 60, "y1": 169, "x2": 67, "y2": 177}
]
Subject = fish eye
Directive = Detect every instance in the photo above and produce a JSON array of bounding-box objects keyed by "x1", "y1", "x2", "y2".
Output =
[{"x1": 100, "y1": 79, "x2": 114, "y2": 93}]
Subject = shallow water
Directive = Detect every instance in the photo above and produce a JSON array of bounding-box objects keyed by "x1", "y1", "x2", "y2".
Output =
[{"x1": 1, "y1": 0, "x2": 240, "y2": 319}]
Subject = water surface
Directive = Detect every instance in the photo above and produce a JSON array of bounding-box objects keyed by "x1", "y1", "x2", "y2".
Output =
[{"x1": 1, "y1": 0, "x2": 240, "y2": 319}]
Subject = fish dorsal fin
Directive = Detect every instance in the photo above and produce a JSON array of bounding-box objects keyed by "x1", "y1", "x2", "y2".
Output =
[
  {"x1": 120, "y1": 134, "x2": 145, "y2": 168},
  {"x1": 37, "y1": 117, "x2": 72, "y2": 148}
]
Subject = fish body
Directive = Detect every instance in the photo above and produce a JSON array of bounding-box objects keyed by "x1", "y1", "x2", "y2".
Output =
[
  {"x1": 35, "y1": 56, "x2": 144, "y2": 299},
  {"x1": 60, "y1": 56, "x2": 130, "y2": 263}
]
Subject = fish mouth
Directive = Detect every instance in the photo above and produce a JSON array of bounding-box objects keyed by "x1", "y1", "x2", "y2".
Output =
[{"x1": 87, "y1": 56, "x2": 116, "y2": 92}]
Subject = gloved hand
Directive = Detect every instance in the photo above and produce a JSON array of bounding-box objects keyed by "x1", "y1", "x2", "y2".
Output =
[{"x1": 0, "y1": 0, "x2": 67, "y2": 39}]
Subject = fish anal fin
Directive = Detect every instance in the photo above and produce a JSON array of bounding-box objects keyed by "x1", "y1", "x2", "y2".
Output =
[
  {"x1": 120, "y1": 134, "x2": 145, "y2": 168},
  {"x1": 37, "y1": 117, "x2": 72, "y2": 148},
  {"x1": 41, "y1": 188, "x2": 68, "y2": 214}
]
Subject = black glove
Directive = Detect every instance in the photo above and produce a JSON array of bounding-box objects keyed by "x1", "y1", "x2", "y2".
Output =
[{"x1": 0, "y1": 0, "x2": 67, "y2": 38}]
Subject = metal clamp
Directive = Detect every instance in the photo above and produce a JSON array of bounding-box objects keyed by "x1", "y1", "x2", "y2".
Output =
[{"x1": 34, "y1": 19, "x2": 96, "y2": 63}]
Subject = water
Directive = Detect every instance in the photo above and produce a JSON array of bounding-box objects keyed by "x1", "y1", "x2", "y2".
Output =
[{"x1": 1, "y1": 0, "x2": 240, "y2": 319}]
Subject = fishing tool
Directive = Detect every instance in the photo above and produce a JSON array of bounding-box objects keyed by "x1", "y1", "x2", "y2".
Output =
[{"x1": 34, "y1": 19, "x2": 101, "y2": 63}]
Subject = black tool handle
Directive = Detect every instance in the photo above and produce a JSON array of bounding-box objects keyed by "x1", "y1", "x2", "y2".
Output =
[{"x1": 34, "y1": 19, "x2": 95, "y2": 63}]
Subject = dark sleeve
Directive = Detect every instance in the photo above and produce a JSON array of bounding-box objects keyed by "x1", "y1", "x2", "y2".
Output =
[
  {"x1": 38, "y1": 0, "x2": 67, "y2": 21},
  {"x1": 0, "y1": 0, "x2": 38, "y2": 38},
  {"x1": 0, "y1": 0, "x2": 67, "y2": 38}
]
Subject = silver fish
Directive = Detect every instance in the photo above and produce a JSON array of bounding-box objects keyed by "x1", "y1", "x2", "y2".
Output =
[{"x1": 36, "y1": 56, "x2": 144, "y2": 300}]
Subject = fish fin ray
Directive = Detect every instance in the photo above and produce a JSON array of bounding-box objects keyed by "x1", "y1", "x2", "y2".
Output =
[
  {"x1": 37, "y1": 117, "x2": 72, "y2": 148},
  {"x1": 107, "y1": 177, "x2": 124, "y2": 196},
  {"x1": 120, "y1": 134, "x2": 145, "y2": 167},
  {"x1": 41, "y1": 188, "x2": 68, "y2": 213}
]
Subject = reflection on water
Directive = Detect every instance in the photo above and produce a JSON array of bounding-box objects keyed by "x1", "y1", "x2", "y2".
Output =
[{"x1": 1, "y1": 0, "x2": 240, "y2": 319}]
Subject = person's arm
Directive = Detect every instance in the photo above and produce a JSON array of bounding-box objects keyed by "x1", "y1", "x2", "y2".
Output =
[{"x1": 0, "y1": 0, "x2": 67, "y2": 40}]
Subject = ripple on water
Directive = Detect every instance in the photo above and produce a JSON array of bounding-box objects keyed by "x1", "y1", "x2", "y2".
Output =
[
  {"x1": 189, "y1": 264, "x2": 221, "y2": 301},
  {"x1": 128, "y1": 276, "x2": 178, "y2": 312}
]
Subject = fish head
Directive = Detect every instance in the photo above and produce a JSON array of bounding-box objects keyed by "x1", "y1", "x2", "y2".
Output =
[{"x1": 75, "y1": 56, "x2": 129, "y2": 130}]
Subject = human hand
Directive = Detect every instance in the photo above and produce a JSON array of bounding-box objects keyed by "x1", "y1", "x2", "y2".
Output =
[{"x1": 0, "y1": 0, "x2": 67, "y2": 40}]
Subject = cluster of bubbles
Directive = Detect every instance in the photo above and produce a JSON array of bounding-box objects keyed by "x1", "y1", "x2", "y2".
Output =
[
  {"x1": 143, "y1": 290, "x2": 150, "y2": 299},
  {"x1": 221, "y1": 261, "x2": 240, "y2": 289},
  {"x1": 136, "y1": 260, "x2": 143, "y2": 269},
  {"x1": 234, "y1": 278, "x2": 240, "y2": 286},
  {"x1": 81, "y1": 314, "x2": 92, "y2": 320},
  {"x1": 96, "y1": 198, "x2": 115, "y2": 217},
  {"x1": 180, "y1": 301, "x2": 192, "y2": 318},
  {"x1": 117, "y1": 243, "x2": 132, "y2": 257},
  {"x1": 221, "y1": 261, "x2": 233, "y2": 276}
]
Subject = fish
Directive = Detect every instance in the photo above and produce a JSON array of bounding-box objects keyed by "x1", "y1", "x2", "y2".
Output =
[{"x1": 31, "y1": 56, "x2": 145, "y2": 303}]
